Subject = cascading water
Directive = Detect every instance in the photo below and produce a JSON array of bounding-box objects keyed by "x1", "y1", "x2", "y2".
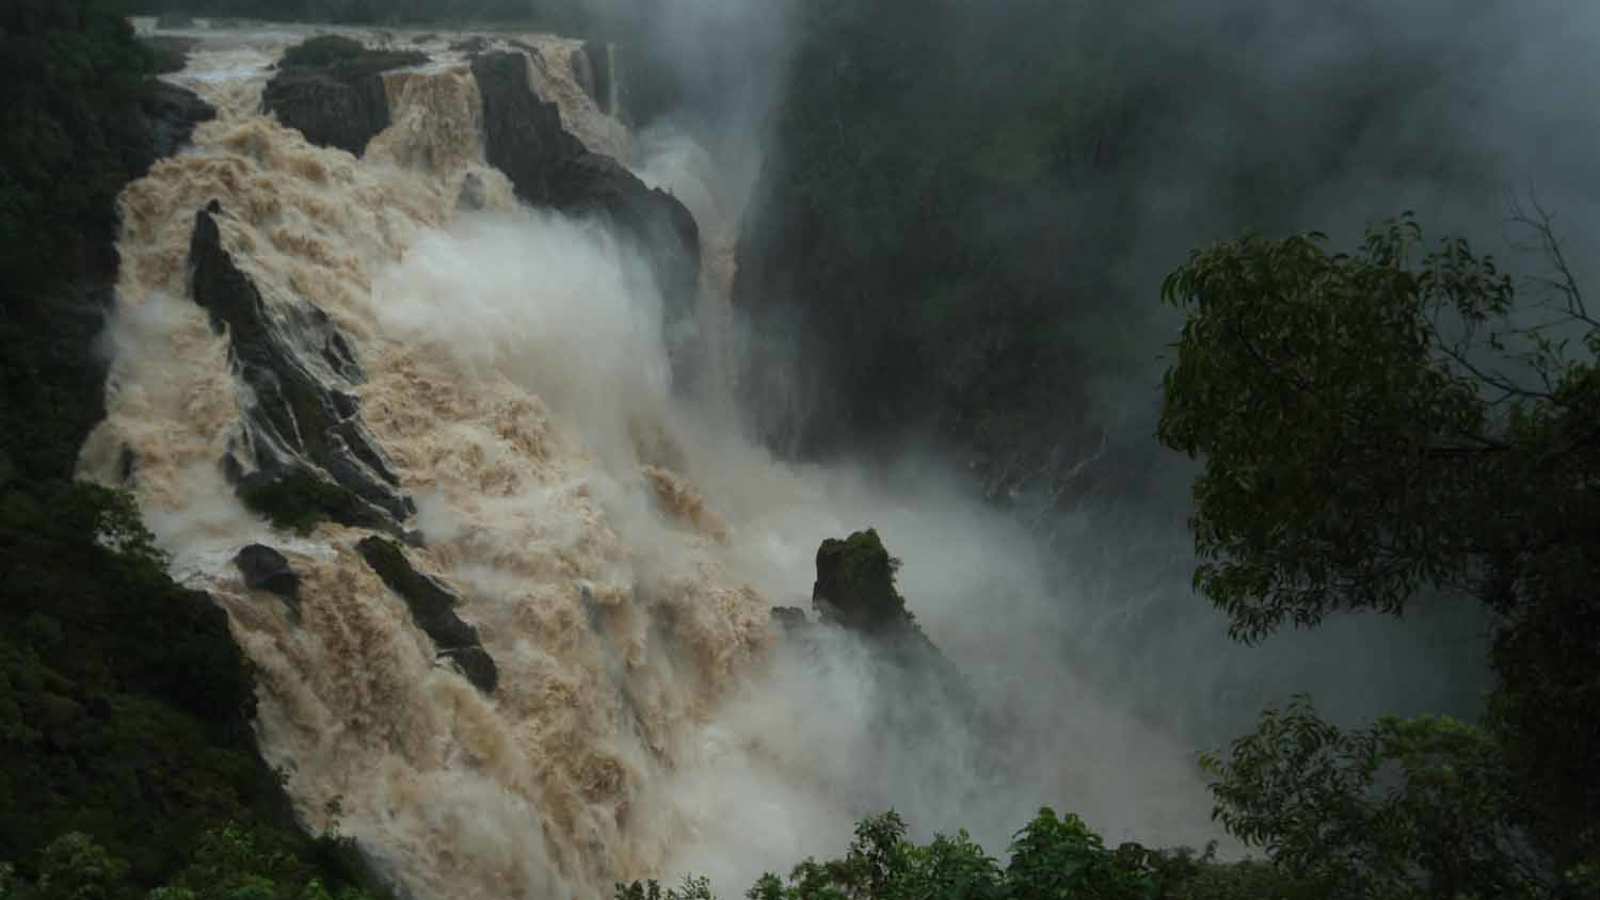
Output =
[{"x1": 82, "y1": 20, "x2": 1221, "y2": 900}]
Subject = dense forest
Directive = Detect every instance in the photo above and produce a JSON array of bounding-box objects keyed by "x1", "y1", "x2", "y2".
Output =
[
  {"x1": 0, "y1": 2, "x2": 384, "y2": 897},
  {"x1": 2, "y1": 0, "x2": 1597, "y2": 897}
]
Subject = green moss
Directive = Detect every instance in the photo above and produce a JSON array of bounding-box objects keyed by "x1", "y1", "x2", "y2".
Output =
[
  {"x1": 237, "y1": 469, "x2": 363, "y2": 535},
  {"x1": 814, "y1": 529, "x2": 909, "y2": 632},
  {"x1": 278, "y1": 35, "x2": 426, "y2": 77}
]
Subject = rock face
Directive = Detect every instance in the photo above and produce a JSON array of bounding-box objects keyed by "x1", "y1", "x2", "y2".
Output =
[
  {"x1": 262, "y1": 70, "x2": 390, "y2": 156},
  {"x1": 233, "y1": 544, "x2": 301, "y2": 610},
  {"x1": 189, "y1": 200, "x2": 411, "y2": 533},
  {"x1": 141, "y1": 81, "x2": 215, "y2": 159},
  {"x1": 471, "y1": 51, "x2": 701, "y2": 324},
  {"x1": 812, "y1": 529, "x2": 911, "y2": 634},
  {"x1": 810, "y1": 529, "x2": 971, "y2": 699},
  {"x1": 261, "y1": 39, "x2": 426, "y2": 157},
  {"x1": 356, "y1": 536, "x2": 498, "y2": 694}
]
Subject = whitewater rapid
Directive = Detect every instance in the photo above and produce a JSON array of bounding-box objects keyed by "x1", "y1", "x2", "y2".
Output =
[{"x1": 83, "y1": 20, "x2": 1221, "y2": 900}]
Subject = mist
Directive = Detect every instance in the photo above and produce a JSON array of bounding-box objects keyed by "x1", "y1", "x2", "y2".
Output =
[
  {"x1": 709, "y1": 0, "x2": 1600, "y2": 758},
  {"x1": 367, "y1": 208, "x2": 1231, "y2": 890}
]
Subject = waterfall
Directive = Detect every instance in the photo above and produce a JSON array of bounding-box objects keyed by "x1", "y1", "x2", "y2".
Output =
[{"x1": 82, "y1": 21, "x2": 1220, "y2": 900}]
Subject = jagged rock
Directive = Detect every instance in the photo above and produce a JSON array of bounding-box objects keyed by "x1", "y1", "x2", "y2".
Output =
[
  {"x1": 438, "y1": 647, "x2": 498, "y2": 692},
  {"x1": 810, "y1": 529, "x2": 978, "y2": 717},
  {"x1": 770, "y1": 606, "x2": 808, "y2": 631},
  {"x1": 450, "y1": 35, "x2": 491, "y2": 54},
  {"x1": 141, "y1": 80, "x2": 214, "y2": 160},
  {"x1": 471, "y1": 51, "x2": 701, "y2": 324},
  {"x1": 356, "y1": 536, "x2": 498, "y2": 694},
  {"x1": 233, "y1": 544, "x2": 301, "y2": 610},
  {"x1": 261, "y1": 38, "x2": 426, "y2": 156},
  {"x1": 262, "y1": 70, "x2": 388, "y2": 155},
  {"x1": 189, "y1": 200, "x2": 411, "y2": 533},
  {"x1": 812, "y1": 529, "x2": 911, "y2": 634}
]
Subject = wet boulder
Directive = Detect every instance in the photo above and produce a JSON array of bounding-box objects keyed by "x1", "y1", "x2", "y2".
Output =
[
  {"x1": 261, "y1": 36, "x2": 426, "y2": 156},
  {"x1": 356, "y1": 536, "x2": 498, "y2": 694},
  {"x1": 233, "y1": 544, "x2": 301, "y2": 611}
]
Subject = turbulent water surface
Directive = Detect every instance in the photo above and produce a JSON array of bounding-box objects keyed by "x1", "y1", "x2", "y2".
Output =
[{"x1": 82, "y1": 19, "x2": 1227, "y2": 900}]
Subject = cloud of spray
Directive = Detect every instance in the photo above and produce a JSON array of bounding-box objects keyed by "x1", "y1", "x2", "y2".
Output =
[
  {"x1": 1026, "y1": 0, "x2": 1598, "y2": 737},
  {"x1": 716, "y1": 0, "x2": 1600, "y2": 757},
  {"x1": 364, "y1": 205, "x2": 1230, "y2": 894}
]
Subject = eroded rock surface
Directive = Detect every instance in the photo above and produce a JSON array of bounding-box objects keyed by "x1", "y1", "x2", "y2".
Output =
[
  {"x1": 261, "y1": 38, "x2": 425, "y2": 156},
  {"x1": 356, "y1": 536, "x2": 498, "y2": 694},
  {"x1": 471, "y1": 51, "x2": 701, "y2": 322},
  {"x1": 189, "y1": 200, "x2": 411, "y2": 533},
  {"x1": 233, "y1": 544, "x2": 301, "y2": 612}
]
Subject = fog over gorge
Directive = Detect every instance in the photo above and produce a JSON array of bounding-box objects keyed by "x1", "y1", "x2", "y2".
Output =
[{"x1": 3, "y1": 0, "x2": 1598, "y2": 898}]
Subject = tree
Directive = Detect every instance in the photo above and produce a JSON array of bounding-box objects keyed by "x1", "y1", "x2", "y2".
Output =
[
  {"x1": 1158, "y1": 214, "x2": 1600, "y2": 881},
  {"x1": 619, "y1": 808, "x2": 1313, "y2": 900},
  {"x1": 1201, "y1": 699, "x2": 1548, "y2": 899}
]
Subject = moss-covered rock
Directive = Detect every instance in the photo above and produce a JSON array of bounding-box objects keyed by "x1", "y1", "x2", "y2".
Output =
[{"x1": 812, "y1": 528, "x2": 910, "y2": 634}]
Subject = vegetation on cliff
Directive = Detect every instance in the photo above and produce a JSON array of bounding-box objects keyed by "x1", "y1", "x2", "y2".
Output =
[
  {"x1": 1158, "y1": 215, "x2": 1600, "y2": 892},
  {"x1": 618, "y1": 808, "x2": 1312, "y2": 900},
  {"x1": 0, "y1": 2, "x2": 383, "y2": 897}
]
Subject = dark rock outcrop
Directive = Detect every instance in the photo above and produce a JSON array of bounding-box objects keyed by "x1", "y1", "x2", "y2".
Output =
[
  {"x1": 261, "y1": 39, "x2": 426, "y2": 156},
  {"x1": 810, "y1": 529, "x2": 972, "y2": 699},
  {"x1": 262, "y1": 70, "x2": 390, "y2": 155},
  {"x1": 233, "y1": 544, "x2": 301, "y2": 610},
  {"x1": 189, "y1": 201, "x2": 411, "y2": 534},
  {"x1": 770, "y1": 606, "x2": 808, "y2": 631},
  {"x1": 141, "y1": 80, "x2": 215, "y2": 158},
  {"x1": 471, "y1": 51, "x2": 700, "y2": 324},
  {"x1": 812, "y1": 529, "x2": 911, "y2": 635},
  {"x1": 356, "y1": 536, "x2": 498, "y2": 694}
]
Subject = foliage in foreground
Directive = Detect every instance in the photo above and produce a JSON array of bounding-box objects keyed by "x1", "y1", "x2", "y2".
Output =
[
  {"x1": 1159, "y1": 213, "x2": 1600, "y2": 891},
  {"x1": 0, "y1": 4, "x2": 386, "y2": 899},
  {"x1": 617, "y1": 809, "x2": 1312, "y2": 900}
]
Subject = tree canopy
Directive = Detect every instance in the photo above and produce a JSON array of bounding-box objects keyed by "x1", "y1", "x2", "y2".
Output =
[{"x1": 1159, "y1": 214, "x2": 1600, "y2": 882}]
